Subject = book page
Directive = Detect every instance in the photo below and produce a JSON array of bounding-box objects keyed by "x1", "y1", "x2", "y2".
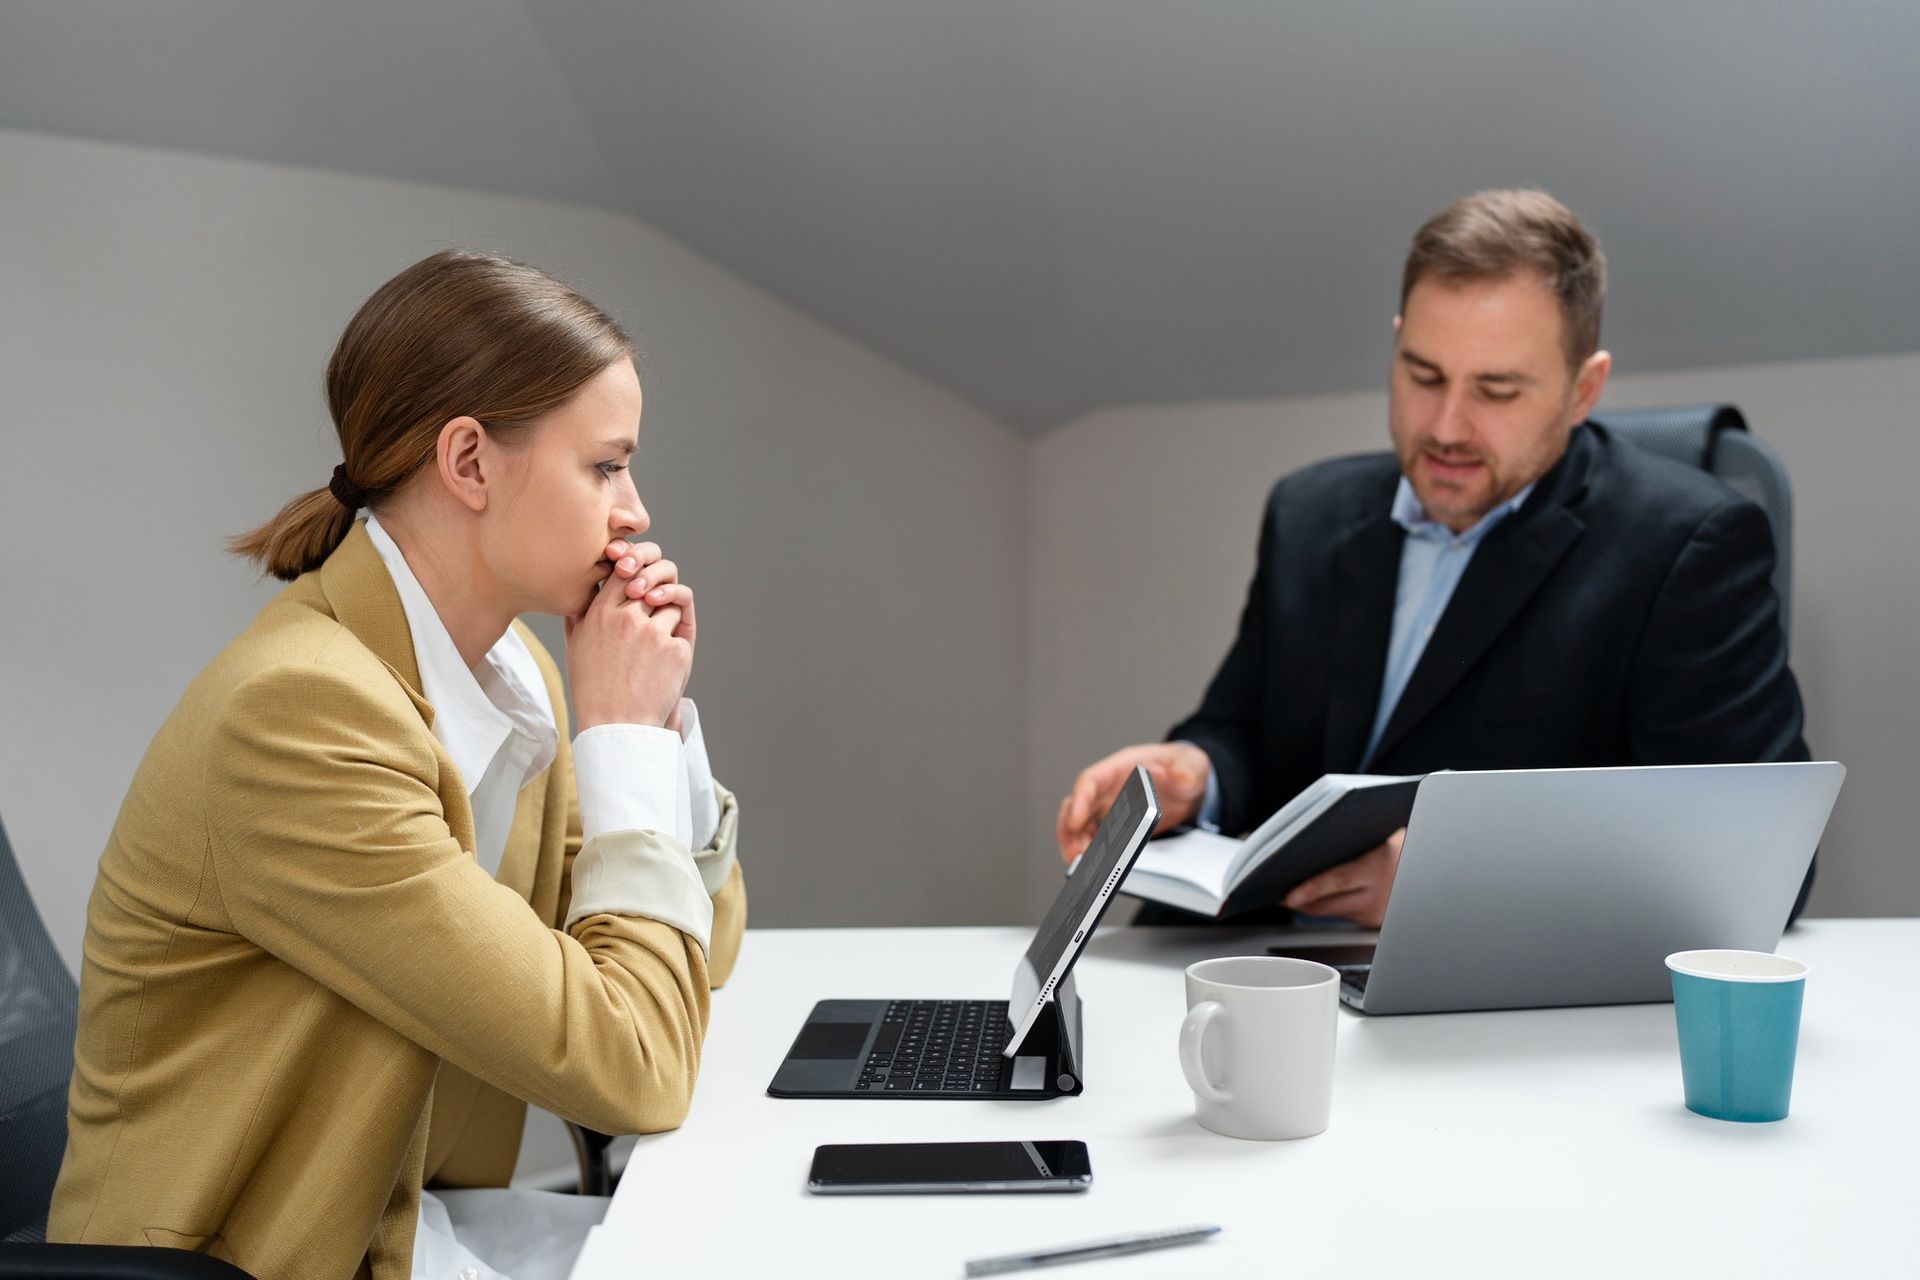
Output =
[{"x1": 1126, "y1": 829, "x2": 1242, "y2": 900}]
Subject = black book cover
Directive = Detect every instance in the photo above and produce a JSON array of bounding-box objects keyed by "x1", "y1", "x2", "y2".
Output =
[{"x1": 1215, "y1": 778, "x2": 1423, "y2": 918}]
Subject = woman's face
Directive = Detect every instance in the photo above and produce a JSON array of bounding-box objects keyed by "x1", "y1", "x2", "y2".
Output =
[{"x1": 486, "y1": 358, "x2": 650, "y2": 619}]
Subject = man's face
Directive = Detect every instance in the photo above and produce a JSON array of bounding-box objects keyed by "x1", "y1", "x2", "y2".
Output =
[{"x1": 1388, "y1": 272, "x2": 1609, "y2": 533}]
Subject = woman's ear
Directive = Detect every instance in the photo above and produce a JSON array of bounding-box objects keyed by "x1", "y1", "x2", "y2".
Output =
[{"x1": 435, "y1": 417, "x2": 490, "y2": 513}]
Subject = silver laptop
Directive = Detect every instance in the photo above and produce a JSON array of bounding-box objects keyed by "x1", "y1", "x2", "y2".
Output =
[{"x1": 1336, "y1": 762, "x2": 1845, "y2": 1014}]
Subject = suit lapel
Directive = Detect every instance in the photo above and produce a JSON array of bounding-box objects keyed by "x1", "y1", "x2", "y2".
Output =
[
  {"x1": 318, "y1": 523, "x2": 432, "y2": 725},
  {"x1": 315, "y1": 523, "x2": 477, "y2": 855},
  {"x1": 1368, "y1": 431, "x2": 1595, "y2": 764},
  {"x1": 1322, "y1": 513, "x2": 1405, "y2": 770}
]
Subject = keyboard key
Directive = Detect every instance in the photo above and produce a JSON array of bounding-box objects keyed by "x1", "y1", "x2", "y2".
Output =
[{"x1": 853, "y1": 999, "x2": 1016, "y2": 1096}]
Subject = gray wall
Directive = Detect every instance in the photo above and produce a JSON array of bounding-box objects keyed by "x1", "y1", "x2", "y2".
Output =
[
  {"x1": 0, "y1": 126, "x2": 1032, "y2": 963},
  {"x1": 1027, "y1": 353, "x2": 1920, "y2": 921}
]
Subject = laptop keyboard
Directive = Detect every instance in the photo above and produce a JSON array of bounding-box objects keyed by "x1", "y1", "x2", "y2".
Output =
[
  {"x1": 854, "y1": 1000, "x2": 1013, "y2": 1092},
  {"x1": 1338, "y1": 965, "x2": 1372, "y2": 994}
]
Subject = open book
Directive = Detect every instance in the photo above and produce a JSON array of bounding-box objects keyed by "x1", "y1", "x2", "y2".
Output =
[{"x1": 1120, "y1": 773, "x2": 1423, "y2": 918}]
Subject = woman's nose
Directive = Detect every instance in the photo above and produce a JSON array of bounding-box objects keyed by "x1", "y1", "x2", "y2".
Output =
[{"x1": 613, "y1": 491, "x2": 649, "y2": 538}]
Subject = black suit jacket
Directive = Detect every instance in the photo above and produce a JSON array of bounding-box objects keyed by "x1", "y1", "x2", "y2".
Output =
[{"x1": 1169, "y1": 423, "x2": 1814, "y2": 915}]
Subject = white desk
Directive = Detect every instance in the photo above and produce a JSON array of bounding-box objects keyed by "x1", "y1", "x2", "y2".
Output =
[{"x1": 572, "y1": 920, "x2": 1916, "y2": 1278}]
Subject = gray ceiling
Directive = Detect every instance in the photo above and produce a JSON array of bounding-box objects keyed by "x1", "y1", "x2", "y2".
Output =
[{"x1": 3, "y1": 1, "x2": 1916, "y2": 432}]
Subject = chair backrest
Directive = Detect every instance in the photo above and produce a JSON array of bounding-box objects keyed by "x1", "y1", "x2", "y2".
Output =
[
  {"x1": 1587, "y1": 403, "x2": 1794, "y2": 641},
  {"x1": 0, "y1": 816, "x2": 78, "y2": 1243}
]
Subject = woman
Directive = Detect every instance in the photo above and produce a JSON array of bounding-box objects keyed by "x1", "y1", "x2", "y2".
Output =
[{"x1": 48, "y1": 251, "x2": 745, "y2": 1280}]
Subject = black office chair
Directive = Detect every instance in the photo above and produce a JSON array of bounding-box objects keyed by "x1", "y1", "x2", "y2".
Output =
[
  {"x1": 1587, "y1": 403, "x2": 1793, "y2": 642},
  {"x1": 0, "y1": 816, "x2": 251, "y2": 1277},
  {"x1": 568, "y1": 1123, "x2": 619, "y2": 1198}
]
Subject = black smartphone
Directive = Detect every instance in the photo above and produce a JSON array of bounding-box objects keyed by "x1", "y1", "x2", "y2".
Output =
[{"x1": 806, "y1": 1140, "x2": 1092, "y2": 1194}]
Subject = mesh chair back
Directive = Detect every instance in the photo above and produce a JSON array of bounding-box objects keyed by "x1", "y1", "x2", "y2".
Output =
[
  {"x1": 0, "y1": 817, "x2": 78, "y2": 1243},
  {"x1": 1588, "y1": 403, "x2": 1793, "y2": 640}
]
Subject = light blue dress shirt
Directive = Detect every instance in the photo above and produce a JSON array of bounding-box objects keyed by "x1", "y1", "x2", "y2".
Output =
[
  {"x1": 1357, "y1": 475, "x2": 1536, "y2": 767},
  {"x1": 1192, "y1": 474, "x2": 1535, "y2": 829}
]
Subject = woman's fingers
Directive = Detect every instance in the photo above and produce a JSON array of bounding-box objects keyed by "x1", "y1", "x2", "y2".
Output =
[
  {"x1": 645, "y1": 584, "x2": 696, "y2": 643},
  {"x1": 649, "y1": 603, "x2": 684, "y2": 639},
  {"x1": 626, "y1": 558, "x2": 679, "y2": 601},
  {"x1": 607, "y1": 538, "x2": 660, "y2": 566}
]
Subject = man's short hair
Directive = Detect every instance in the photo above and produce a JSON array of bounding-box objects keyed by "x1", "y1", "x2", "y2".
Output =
[{"x1": 1401, "y1": 189, "x2": 1606, "y2": 368}]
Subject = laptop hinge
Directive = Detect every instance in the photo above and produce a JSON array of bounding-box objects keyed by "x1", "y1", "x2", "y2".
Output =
[{"x1": 1007, "y1": 971, "x2": 1083, "y2": 1095}]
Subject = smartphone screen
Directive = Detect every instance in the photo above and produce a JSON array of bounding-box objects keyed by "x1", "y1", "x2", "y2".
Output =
[{"x1": 807, "y1": 1140, "x2": 1092, "y2": 1194}]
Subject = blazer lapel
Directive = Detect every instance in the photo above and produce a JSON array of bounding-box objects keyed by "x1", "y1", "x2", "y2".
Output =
[
  {"x1": 1322, "y1": 513, "x2": 1405, "y2": 771},
  {"x1": 314, "y1": 523, "x2": 477, "y2": 854},
  {"x1": 1368, "y1": 433, "x2": 1594, "y2": 764},
  {"x1": 318, "y1": 523, "x2": 432, "y2": 725}
]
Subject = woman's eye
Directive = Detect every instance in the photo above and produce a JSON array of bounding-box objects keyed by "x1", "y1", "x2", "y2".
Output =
[{"x1": 597, "y1": 461, "x2": 628, "y2": 477}]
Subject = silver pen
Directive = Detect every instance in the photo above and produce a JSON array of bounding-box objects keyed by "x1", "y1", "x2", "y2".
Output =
[{"x1": 963, "y1": 1224, "x2": 1222, "y2": 1276}]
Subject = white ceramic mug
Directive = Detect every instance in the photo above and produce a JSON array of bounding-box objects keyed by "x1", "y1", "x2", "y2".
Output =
[{"x1": 1179, "y1": 955, "x2": 1339, "y2": 1140}]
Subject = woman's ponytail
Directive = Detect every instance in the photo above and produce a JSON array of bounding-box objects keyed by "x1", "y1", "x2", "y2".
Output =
[{"x1": 227, "y1": 484, "x2": 360, "y2": 582}]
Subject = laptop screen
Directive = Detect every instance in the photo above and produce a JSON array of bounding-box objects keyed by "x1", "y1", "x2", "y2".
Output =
[{"x1": 1015, "y1": 767, "x2": 1159, "y2": 1014}]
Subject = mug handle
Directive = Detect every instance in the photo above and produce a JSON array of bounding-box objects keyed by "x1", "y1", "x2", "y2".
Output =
[{"x1": 1179, "y1": 1000, "x2": 1232, "y2": 1104}]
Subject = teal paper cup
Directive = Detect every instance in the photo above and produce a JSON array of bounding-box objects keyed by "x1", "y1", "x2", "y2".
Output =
[{"x1": 1666, "y1": 949, "x2": 1808, "y2": 1123}]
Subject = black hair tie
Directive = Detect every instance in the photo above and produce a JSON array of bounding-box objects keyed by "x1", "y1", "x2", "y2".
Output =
[{"x1": 328, "y1": 463, "x2": 367, "y2": 510}]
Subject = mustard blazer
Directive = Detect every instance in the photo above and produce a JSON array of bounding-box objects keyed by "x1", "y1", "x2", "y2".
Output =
[{"x1": 48, "y1": 524, "x2": 746, "y2": 1280}]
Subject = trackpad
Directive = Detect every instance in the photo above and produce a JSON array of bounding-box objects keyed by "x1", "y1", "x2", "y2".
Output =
[{"x1": 790, "y1": 1021, "x2": 872, "y2": 1060}]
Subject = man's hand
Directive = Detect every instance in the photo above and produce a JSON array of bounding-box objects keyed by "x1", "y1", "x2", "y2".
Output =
[
  {"x1": 1055, "y1": 742, "x2": 1211, "y2": 864},
  {"x1": 566, "y1": 538, "x2": 696, "y2": 730},
  {"x1": 1281, "y1": 827, "x2": 1407, "y2": 927}
]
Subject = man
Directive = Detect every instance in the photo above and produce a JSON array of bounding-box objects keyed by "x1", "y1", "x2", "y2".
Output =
[{"x1": 1055, "y1": 188, "x2": 1809, "y2": 927}]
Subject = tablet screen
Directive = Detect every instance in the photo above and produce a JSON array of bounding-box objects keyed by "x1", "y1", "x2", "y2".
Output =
[{"x1": 1014, "y1": 767, "x2": 1159, "y2": 1026}]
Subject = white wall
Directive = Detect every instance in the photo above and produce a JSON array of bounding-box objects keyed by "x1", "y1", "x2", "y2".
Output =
[
  {"x1": 1027, "y1": 352, "x2": 1920, "y2": 921},
  {"x1": 0, "y1": 126, "x2": 1028, "y2": 1183}
]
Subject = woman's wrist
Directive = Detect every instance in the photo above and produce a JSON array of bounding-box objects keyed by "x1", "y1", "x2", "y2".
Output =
[{"x1": 575, "y1": 705, "x2": 671, "y2": 733}]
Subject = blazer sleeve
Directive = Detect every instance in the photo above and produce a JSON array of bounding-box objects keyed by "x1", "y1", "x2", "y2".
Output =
[
  {"x1": 207, "y1": 662, "x2": 716, "y2": 1137},
  {"x1": 1167, "y1": 487, "x2": 1281, "y2": 834}
]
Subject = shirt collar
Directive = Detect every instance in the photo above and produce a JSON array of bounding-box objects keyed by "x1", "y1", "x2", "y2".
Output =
[
  {"x1": 1389, "y1": 474, "x2": 1537, "y2": 547},
  {"x1": 362, "y1": 514, "x2": 556, "y2": 798}
]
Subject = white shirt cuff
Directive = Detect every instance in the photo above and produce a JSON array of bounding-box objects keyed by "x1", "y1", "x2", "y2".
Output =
[
  {"x1": 678, "y1": 699, "x2": 721, "y2": 853},
  {"x1": 573, "y1": 723, "x2": 690, "y2": 848},
  {"x1": 1192, "y1": 748, "x2": 1224, "y2": 833}
]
